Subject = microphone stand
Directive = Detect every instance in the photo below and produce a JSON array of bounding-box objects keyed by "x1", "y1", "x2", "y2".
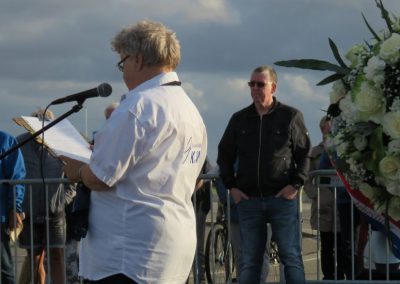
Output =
[{"x1": 0, "y1": 103, "x2": 84, "y2": 161}]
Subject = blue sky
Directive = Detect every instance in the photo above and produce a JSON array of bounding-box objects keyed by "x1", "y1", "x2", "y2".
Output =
[{"x1": 1, "y1": 0, "x2": 399, "y2": 165}]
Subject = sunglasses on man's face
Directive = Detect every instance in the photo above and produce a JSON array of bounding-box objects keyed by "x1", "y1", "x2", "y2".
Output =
[{"x1": 247, "y1": 81, "x2": 271, "y2": 88}]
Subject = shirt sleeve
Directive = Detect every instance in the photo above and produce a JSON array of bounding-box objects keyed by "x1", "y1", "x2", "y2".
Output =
[
  {"x1": 89, "y1": 110, "x2": 150, "y2": 187},
  {"x1": 4, "y1": 137, "x2": 26, "y2": 212},
  {"x1": 291, "y1": 111, "x2": 311, "y2": 186}
]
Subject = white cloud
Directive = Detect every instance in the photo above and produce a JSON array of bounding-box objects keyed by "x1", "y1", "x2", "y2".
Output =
[
  {"x1": 179, "y1": 0, "x2": 241, "y2": 24},
  {"x1": 182, "y1": 82, "x2": 207, "y2": 111},
  {"x1": 280, "y1": 73, "x2": 328, "y2": 103}
]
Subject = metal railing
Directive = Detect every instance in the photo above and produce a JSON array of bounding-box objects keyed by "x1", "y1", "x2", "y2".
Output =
[
  {"x1": 2, "y1": 174, "x2": 400, "y2": 284},
  {"x1": 306, "y1": 169, "x2": 400, "y2": 283},
  {"x1": 0, "y1": 178, "x2": 76, "y2": 284}
]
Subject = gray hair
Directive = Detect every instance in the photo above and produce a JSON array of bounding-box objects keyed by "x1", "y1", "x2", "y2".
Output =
[
  {"x1": 112, "y1": 20, "x2": 181, "y2": 69},
  {"x1": 252, "y1": 65, "x2": 278, "y2": 84}
]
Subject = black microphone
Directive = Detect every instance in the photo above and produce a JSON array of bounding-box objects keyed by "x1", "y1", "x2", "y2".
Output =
[{"x1": 50, "y1": 83, "x2": 112, "y2": 105}]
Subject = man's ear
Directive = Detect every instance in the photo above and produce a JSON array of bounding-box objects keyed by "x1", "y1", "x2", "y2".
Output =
[
  {"x1": 135, "y1": 54, "x2": 144, "y2": 71},
  {"x1": 271, "y1": 83, "x2": 277, "y2": 94}
]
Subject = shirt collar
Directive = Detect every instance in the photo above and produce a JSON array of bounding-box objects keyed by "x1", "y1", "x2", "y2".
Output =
[{"x1": 120, "y1": 72, "x2": 180, "y2": 102}]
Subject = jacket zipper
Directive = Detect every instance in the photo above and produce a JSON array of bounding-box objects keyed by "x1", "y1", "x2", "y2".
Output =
[{"x1": 257, "y1": 115, "x2": 263, "y2": 198}]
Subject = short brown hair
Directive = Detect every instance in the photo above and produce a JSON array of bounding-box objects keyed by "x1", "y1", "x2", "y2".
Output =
[{"x1": 253, "y1": 65, "x2": 277, "y2": 84}]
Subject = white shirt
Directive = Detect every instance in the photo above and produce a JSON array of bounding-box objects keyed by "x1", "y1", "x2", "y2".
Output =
[{"x1": 79, "y1": 72, "x2": 208, "y2": 283}]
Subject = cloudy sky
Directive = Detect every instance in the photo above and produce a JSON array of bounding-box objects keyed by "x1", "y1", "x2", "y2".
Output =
[{"x1": 1, "y1": 0, "x2": 399, "y2": 165}]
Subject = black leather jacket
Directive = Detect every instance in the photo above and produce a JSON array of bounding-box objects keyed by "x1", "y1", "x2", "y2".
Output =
[{"x1": 217, "y1": 99, "x2": 311, "y2": 197}]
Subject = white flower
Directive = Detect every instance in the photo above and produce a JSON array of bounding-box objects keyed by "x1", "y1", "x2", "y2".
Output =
[
  {"x1": 379, "y1": 33, "x2": 400, "y2": 65},
  {"x1": 391, "y1": 98, "x2": 400, "y2": 112},
  {"x1": 339, "y1": 93, "x2": 359, "y2": 123},
  {"x1": 364, "y1": 56, "x2": 385, "y2": 85},
  {"x1": 353, "y1": 81, "x2": 385, "y2": 123},
  {"x1": 336, "y1": 141, "x2": 349, "y2": 157},
  {"x1": 345, "y1": 44, "x2": 369, "y2": 68},
  {"x1": 388, "y1": 139, "x2": 400, "y2": 154},
  {"x1": 353, "y1": 134, "x2": 367, "y2": 151},
  {"x1": 347, "y1": 156, "x2": 363, "y2": 175},
  {"x1": 329, "y1": 80, "x2": 347, "y2": 104},
  {"x1": 394, "y1": 17, "x2": 400, "y2": 33},
  {"x1": 388, "y1": 197, "x2": 400, "y2": 221},
  {"x1": 379, "y1": 155, "x2": 400, "y2": 180},
  {"x1": 383, "y1": 111, "x2": 400, "y2": 139},
  {"x1": 386, "y1": 181, "x2": 400, "y2": 197}
]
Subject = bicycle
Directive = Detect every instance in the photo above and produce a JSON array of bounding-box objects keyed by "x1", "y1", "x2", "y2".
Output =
[
  {"x1": 205, "y1": 203, "x2": 234, "y2": 283},
  {"x1": 204, "y1": 209, "x2": 281, "y2": 283}
]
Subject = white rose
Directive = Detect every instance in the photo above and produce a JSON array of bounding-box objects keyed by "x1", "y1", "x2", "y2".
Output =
[
  {"x1": 364, "y1": 56, "x2": 385, "y2": 85},
  {"x1": 383, "y1": 111, "x2": 400, "y2": 139},
  {"x1": 354, "y1": 81, "x2": 385, "y2": 122},
  {"x1": 353, "y1": 134, "x2": 367, "y2": 151},
  {"x1": 329, "y1": 80, "x2": 347, "y2": 104},
  {"x1": 388, "y1": 196, "x2": 400, "y2": 221},
  {"x1": 336, "y1": 142, "x2": 349, "y2": 157},
  {"x1": 388, "y1": 139, "x2": 400, "y2": 154},
  {"x1": 345, "y1": 44, "x2": 369, "y2": 68},
  {"x1": 339, "y1": 94, "x2": 359, "y2": 123},
  {"x1": 386, "y1": 181, "x2": 400, "y2": 197},
  {"x1": 379, "y1": 33, "x2": 400, "y2": 65},
  {"x1": 394, "y1": 18, "x2": 400, "y2": 33},
  {"x1": 391, "y1": 98, "x2": 400, "y2": 112},
  {"x1": 379, "y1": 155, "x2": 400, "y2": 180}
]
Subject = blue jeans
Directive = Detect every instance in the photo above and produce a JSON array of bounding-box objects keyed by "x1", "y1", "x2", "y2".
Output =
[
  {"x1": 237, "y1": 197, "x2": 305, "y2": 284},
  {"x1": 1, "y1": 223, "x2": 14, "y2": 284}
]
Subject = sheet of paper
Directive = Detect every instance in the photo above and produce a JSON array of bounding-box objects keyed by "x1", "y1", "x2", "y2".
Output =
[{"x1": 20, "y1": 116, "x2": 92, "y2": 163}]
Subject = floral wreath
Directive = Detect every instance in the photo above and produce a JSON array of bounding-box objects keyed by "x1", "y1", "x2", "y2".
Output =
[{"x1": 275, "y1": 0, "x2": 400, "y2": 222}]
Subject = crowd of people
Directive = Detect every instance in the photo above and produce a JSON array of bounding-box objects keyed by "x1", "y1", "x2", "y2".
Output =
[{"x1": 0, "y1": 19, "x2": 396, "y2": 284}]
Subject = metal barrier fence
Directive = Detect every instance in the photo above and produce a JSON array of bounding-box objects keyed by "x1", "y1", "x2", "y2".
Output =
[
  {"x1": 306, "y1": 169, "x2": 400, "y2": 283},
  {"x1": 0, "y1": 178, "x2": 78, "y2": 284},
  {"x1": 1, "y1": 174, "x2": 400, "y2": 284}
]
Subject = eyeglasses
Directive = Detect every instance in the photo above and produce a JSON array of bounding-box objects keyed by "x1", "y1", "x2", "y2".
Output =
[
  {"x1": 248, "y1": 81, "x2": 272, "y2": 88},
  {"x1": 117, "y1": 55, "x2": 130, "y2": 72}
]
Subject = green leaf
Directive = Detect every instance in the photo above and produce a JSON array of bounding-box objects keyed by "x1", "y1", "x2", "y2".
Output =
[
  {"x1": 274, "y1": 59, "x2": 348, "y2": 74},
  {"x1": 376, "y1": 0, "x2": 393, "y2": 33},
  {"x1": 350, "y1": 73, "x2": 366, "y2": 101},
  {"x1": 328, "y1": 38, "x2": 349, "y2": 69},
  {"x1": 362, "y1": 13, "x2": 381, "y2": 42},
  {"x1": 369, "y1": 126, "x2": 385, "y2": 161},
  {"x1": 316, "y1": 73, "x2": 345, "y2": 86}
]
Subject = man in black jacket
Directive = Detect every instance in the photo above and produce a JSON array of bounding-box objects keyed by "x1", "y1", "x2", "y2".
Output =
[{"x1": 217, "y1": 65, "x2": 310, "y2": 284}]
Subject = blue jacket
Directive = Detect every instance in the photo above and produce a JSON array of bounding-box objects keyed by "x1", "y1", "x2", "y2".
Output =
[{"x1": 0, "y1": 131, "x2": 26, "y2": 223}]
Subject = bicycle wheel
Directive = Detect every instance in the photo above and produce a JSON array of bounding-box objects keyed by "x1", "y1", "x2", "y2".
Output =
[{"x1": 205, "y1": 224, "x2": 233, "y2": 283}]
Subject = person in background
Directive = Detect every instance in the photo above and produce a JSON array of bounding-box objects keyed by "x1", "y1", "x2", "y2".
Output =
[
  {"x1": 322, "y1": 103, "x2": 361, "y2": 280},
  {"x1": 217, "y1": 65, "x2": 310, "y2": 284},
  {"x1": 0, "y1": 130, "x2": 26, "y2": 284},
  {"x1": 104, "y1": 102, "x2": 120, "y2": 120},
  {"x1": 17, "y1": 109, "x2": 75, "y2": 284},
  {"x1": 214, "y1": 171, "x2": 285, "y2": 283},
  {"x1": 61, "y1": 20, "x2": 207, "y2": 284},
  {"x1": 190, "y1": 158, "x2": 212, "y2": 283},
  {"x1": 303, "y1": 115, "x2": 345, "y2": 280}
]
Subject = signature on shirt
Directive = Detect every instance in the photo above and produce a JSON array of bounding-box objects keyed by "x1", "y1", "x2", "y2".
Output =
[{"x1": 182, "y1": 137, "x2": 202, "y2": 164}]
